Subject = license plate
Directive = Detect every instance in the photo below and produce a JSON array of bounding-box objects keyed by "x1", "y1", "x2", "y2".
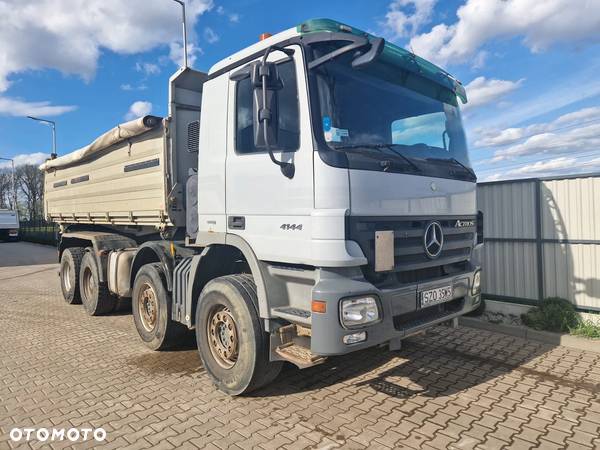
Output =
[{"x1": 420, "y1": 285, "x2": 454, "y2": 308}]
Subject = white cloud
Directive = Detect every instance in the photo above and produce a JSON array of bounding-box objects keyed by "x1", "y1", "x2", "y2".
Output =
[
  {"x1": 204, "y1": 27, "x2": 219, "y2": 44},
  {"x1": 135, "y1": 62, "x2": 161, "y2": 76},
  {"x1": 408, "y1": 0, "x2": 600, "y2": 67},
  {"x1": 0, "y1": 0, "x2": 213, "y2": 92},
  {"x1": 482, "y1": 156, "x2": 600, "y2": 181},
  {"x1": 462, "y1": 76, "x2": 524, "y2": 111},
  {"x1": 510, "y1": 157, "x2": 577, "y2": 175},
  {"x1": 125, "y1": 101, "x2": 152, "y2": 121},
  {"x1": 0, "y1": 96, "x2": 76, "y2": 117},
  {"x1": 169, "y1": 42, "x2": 203, "y2": 68},
  {"x1": 120, "y1": 83, "x2": 147, "y2": 92},
  {"x1": 0, "y1": 152, "x2": 50, "y2": 168},
  {"x1": 476, "y1": 106, "x2": 600, "y2": 149},
  {"x1": 482, "y1": 173, "x2": 503, "y2": 182},
  {"x1": 491, "y1": 123, "x2": 600, "y2": 161},
  {"x1": 470, "y1": 50, "x2": 488, "y2": 70},
  {"x1": 383, "y1": 0, "x2": 437, "y2": 39},
  {"x1": 468, "y1": 64, "x2": 600, "y2": 133},
  {"x1": 216, "y1": 6, "x2": 240, "y2": 23}
]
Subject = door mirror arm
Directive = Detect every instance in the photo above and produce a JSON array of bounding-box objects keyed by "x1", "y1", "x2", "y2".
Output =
[{"x1": 257, "y1": 45, "x2": 295, "y2": 179}]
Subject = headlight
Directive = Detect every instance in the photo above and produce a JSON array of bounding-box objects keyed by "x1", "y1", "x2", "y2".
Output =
[
  {"x1": 472, "y1": 270, "x2": 481, "y2": 295},
  {"x1": 340, "y1": 296, "x2": 380, "y2": 328}
]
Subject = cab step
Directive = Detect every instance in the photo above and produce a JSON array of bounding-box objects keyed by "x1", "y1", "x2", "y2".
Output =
[{"x1": 275, "y1": 342, "x2": 326, "y2": 369}]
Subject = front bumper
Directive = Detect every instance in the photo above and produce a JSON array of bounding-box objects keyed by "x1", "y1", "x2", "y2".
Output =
[{"x1": 310, "y1": 266, "x2": 481, "y2": 356}]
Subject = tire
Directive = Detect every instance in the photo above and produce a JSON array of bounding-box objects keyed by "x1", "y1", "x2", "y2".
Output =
[
  {"x1": 195, "y1": 274, "x2": 283, "y2": 396},
  {"x1": 79, "y1": 251, "x2": 116, "y2": 316},
  {"x1": 60, "y1": 247, "x2": 84, "y2": 304},
  {"x1": 132, "y1": 263, "x2": 187, "y2": 350}
]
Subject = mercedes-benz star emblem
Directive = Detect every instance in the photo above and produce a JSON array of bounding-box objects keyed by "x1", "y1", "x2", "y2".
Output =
[{"x1": 424, "y1": 222, "x2": 444, "y2": 259}]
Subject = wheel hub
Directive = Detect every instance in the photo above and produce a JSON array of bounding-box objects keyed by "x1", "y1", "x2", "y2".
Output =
[
  {"x1": 62, "y1": 263, "x2": 71, "y2": 291},
  {"x1": 138, "y1": 283, "x2": 158, "y2": 332},
  {"x1": 82, "y1": 267, "x2": 95, "y2": 300},
  {"x1": 207, "y1": 307, "x2": 238, "y2": 368}
]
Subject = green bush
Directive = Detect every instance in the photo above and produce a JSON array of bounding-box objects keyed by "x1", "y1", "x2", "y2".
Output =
[{"x1": 521, "y1": 297, "x2": 579, "y2": 333}]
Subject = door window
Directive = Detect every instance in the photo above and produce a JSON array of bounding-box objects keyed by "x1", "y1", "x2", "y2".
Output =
[{"x1": 235, "y1": 59, "x2": 300, "y2": 154}]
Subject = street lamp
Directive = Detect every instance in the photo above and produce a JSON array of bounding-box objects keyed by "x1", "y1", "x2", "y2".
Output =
[
  {"x1": 0, "y1": 157, "x2": 17, "y2": 210},
  {"x1": 172, "y1": 0, "x2": 188, "y2": 68},
  {"x1": 27, "y1": 116, "x2": 57, "y2": 159}
]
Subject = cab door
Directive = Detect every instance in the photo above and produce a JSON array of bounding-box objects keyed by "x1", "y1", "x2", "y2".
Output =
[{"x1": 225, "y1": 45, "x2": 314, "y2": 264}]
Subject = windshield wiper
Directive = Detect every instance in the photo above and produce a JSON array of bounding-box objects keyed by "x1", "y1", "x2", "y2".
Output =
[
  {"x1": 426, "y1": 156, "x2": 476, "y2": 179},
  {"x1": 332, "y1": 143, "x2": 422, "y2": 173}
]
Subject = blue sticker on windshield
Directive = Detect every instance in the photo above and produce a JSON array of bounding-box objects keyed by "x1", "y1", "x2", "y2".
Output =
[{"x1": 322, "y1": 116, "x2": 332, "y2": 132}]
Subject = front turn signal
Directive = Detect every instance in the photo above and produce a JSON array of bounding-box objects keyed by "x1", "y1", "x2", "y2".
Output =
[{"x1": 311, "y1": 300, "x2": 327, "y2": 314}]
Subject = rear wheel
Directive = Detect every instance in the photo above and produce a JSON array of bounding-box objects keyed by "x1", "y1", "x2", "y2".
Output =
[
  {"x1": 196, "y1": 274, "x2": 282, "y2": 395},
  {"x1": 132, "y1": 263, "x2": 187, "y2": 350},
  {"x1": 60, "y1": 247, "x2": 84, "y2": 304},
  {"x1": 80, "y1": 251, "x2": 116, "y2": 315}
]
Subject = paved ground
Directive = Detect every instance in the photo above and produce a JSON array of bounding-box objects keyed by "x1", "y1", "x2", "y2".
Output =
[
  {"x1": 1, "y1": 242, "x2": 600, "y2": 449},
  {"x1": 0, "y1": 241, "x2": 56, "y2": 267}
]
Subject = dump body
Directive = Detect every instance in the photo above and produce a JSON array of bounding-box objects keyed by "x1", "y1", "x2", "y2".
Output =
[{"x1": 43, "y1": 122, "x2": 172, "y2": 227}]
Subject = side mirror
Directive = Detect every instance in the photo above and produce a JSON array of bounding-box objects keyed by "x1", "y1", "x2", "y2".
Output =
[
  {"x1": 251, "y1": 62, "x2": 281, "y2": 148},
  {"x1": 352, "y1": 37, "x2": 384, "y2": 68},
  {"x1": 231, "y1": 45, "x2": 296, "y2": 179}
]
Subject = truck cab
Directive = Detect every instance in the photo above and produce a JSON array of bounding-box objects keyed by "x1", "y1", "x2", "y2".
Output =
[{"x1": 47, "y1": 19, "x2": 482, "y2": 396}]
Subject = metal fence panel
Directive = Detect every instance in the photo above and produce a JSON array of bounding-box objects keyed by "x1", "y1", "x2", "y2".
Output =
[
  {"x1": 480, "y1": 241, "x2": 538, "y2": 300},
  {"x1": 543, "y1": 243, "x2": 600, "y2": 310},
  {"x1": 541, "y1": 177, "x2": 600, "y2": 241},
  {"x1": 477, "y1": 180, "x2": 537, "y2": 239},
  {"x1": 18, "y1": 219, "x2": 58, "y2": 245},
  {"x1": 478, "y1": 173, "x2": 600, "y2": 312}
]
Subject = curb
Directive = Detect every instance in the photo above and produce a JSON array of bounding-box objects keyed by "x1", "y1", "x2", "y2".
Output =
[{"x1": 459, "y1": 316, "x2": 600, "y2": 354}]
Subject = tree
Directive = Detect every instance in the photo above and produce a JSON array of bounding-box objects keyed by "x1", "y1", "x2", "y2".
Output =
[
  {"x1": 0, "y1": 170, "x2": 14, "y2": 209},
  {"x1": 16, "y1": 164, "x2": 44, "y2": 220}
]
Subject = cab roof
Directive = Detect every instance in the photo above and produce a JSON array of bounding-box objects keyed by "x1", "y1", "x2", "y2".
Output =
[{"x1": 208, "y1": 18, "x2": 467, "y2": 104}]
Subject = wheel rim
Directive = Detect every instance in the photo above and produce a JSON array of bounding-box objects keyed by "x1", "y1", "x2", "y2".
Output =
[
  {"x1": 62, "y1": 262, "x2": 71, "y2": 292},
  {"x1": 207, "y1": 306, "x2": 238, "y2": 369},
  {"x1": 138, "y1": 282, "x2": 158, "y2": 332},
  {"x1": 81, "y1": 266, "x2": 95, "y2": 302}
]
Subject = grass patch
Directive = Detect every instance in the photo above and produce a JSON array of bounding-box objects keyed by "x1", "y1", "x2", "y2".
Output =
[{"x1": 570, "y1": 321, "x2": 600, "y2": 339}]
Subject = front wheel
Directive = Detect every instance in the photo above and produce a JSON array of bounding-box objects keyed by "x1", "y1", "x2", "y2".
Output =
[{"x1": 196, "y1": 274, "x2": 282, "y2": 395}]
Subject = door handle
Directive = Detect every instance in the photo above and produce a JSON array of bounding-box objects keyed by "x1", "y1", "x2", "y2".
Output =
[{"x1": 228, "y1": 216, "x2": 245, "y2": 230}]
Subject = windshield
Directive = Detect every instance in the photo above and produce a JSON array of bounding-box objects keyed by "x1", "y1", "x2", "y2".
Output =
[{"x1": 311, "y1": 43, "x2": 475, "y2": 182}]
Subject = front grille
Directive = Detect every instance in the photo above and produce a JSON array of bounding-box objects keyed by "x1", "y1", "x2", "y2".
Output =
[
  {"x1": 393, "y1": 298, "x2": 465, "y2": 330},
  {"x1": 347, "y1": 216, "x2": 475, "y2": 285}
]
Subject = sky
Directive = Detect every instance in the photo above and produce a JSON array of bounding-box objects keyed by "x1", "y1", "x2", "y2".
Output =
[{"x1": 0, "y1": 0, "x2": 599, "y2": 181}]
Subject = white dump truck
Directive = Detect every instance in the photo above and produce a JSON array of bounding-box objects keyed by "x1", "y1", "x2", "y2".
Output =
[
  {"x1": 0, "y1": 209, "x2": 19, "y2": 241},
  {"x1": 42, "y1": 19, "x2": 483, "y2": 395}
]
